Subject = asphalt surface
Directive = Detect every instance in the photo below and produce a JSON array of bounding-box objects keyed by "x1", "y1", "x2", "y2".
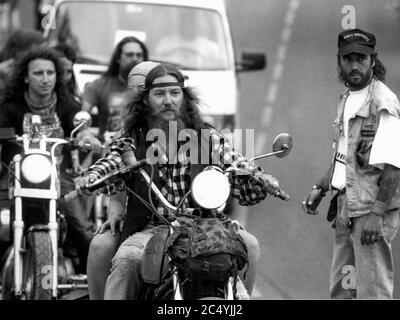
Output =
[{"x1": 227, "y1": 0, "x2": 400, "y2": 299}]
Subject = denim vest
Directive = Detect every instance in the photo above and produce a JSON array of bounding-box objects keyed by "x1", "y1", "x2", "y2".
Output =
[{"x1": 330, "y1": 78, "x2": 400, "y2": 216}]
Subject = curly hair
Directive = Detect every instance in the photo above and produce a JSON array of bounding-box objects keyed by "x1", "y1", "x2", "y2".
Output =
[
  {"x1": 2, "y1": 47, "x2": 67, "y2": 103},
  {"x1": 337, "y1": 53, "x2": 386, "y2": 84},
  {"x1": 104, "y1": 36, "x2": 148, "y2": 78},
  {"x1": 123, "y1": 85, "x2": 206, "y2": 135}
]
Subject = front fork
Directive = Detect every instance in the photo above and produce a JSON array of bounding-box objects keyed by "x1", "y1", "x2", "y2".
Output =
[
  {"x1": 13, "y1": 198, "x2": 59, "y2": 299},
  {"x1": 12, "y1": 153, "x2": 58, "y2": 299},
  {"x1": 13, "y1": 196, "x2": 24, "y2": 298},
  {"x1": 49, "y1": 199, "x2": 58, "y2": 299}
]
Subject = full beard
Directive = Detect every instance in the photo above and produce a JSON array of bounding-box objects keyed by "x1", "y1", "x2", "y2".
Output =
[
  {"x1": 148, "y1": 114, "x2": 187, "y2": 160},
  {"x1": 340, "y1": 68, "x2": 373, "y2": 90}
]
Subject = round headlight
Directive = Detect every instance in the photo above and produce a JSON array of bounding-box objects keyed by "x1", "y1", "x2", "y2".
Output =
[
  {"x1": 191, "y1": 169, "x2": 230, "y2": 210},
  {"x1": 21, "y1": 154, "x2": 52, "y2": 184}
]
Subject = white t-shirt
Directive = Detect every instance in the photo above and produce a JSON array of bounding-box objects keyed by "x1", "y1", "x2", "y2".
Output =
[
  {"x1": 330, "y1": 84, "x2": 400, "y2": 190},
  {"x1": 331, "y1": 86, "x2": 370, "y2": 190}
]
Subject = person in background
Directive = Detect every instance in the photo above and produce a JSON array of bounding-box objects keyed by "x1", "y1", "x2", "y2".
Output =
[
  {"x1": 52, "y1": 42, "x2": 80, "y2": 101},
  {"x1": 81, "y1": 36, "x2": 148, "y2": 142},
  {"x1": 0, "y1": 28, "x2": 46, "y2": 94}
]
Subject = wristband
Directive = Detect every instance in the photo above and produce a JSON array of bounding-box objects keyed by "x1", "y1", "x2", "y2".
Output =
[{"x1": 371, "y1": 200, "x2": 386, "y2": 217}]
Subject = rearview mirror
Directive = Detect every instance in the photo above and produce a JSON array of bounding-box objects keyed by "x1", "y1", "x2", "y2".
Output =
[
  {"x1": 236, "y1": 52, "x2": 267, "y2": 72},
  {"x1": 249, "y1": 133, "x2": 293, "y2": 163},
  {"x1": 272, "y1": 133, "x2": 293, "y2": 158},
  {"x1": 72, "y1": 111, "x2": 92, "y2": 129}
]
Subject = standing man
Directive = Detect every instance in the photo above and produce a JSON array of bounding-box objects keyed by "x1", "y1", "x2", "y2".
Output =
[
  {"x1": 82, "y1": 36, "x2": 148, "y2": 141},
  {"x1": 303, "y1": 28, "x2": 400, "y2": 299}
]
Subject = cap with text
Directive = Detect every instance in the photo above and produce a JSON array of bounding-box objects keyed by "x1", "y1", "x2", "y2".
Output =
[{"x1": 338, "y1": 28, "x2": 376, "y2": 56}]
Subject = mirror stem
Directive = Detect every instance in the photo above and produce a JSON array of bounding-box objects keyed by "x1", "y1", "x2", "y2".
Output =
[{"x1": 249, "y1": 147, "x2": 288, "y2": 163}]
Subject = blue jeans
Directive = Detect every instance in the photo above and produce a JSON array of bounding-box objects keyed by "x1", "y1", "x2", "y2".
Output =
[{"x1": 330, "y1": 193, "x2": 400, "y2": 299}]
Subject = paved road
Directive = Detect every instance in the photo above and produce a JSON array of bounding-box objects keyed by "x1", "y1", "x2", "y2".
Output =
[{"x1": 227, "y1": 0, "x2": 400, "y2": 299}]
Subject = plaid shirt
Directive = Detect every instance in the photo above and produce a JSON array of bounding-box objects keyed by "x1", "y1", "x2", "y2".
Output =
[{"x1": 85, "y1": 128, "x2": 267, "y2": 216}]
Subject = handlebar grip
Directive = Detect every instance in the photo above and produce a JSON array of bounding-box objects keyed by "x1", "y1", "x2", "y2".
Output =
[
  {"x1": 79, "y1": 143, "x2": 105, "y2": 154},
  {"x1": 277, "y1": 189, "x2": 290, "y2": 201},
  {"x1": 64, "y1": 190, "x2": 79, "y2": 202}
]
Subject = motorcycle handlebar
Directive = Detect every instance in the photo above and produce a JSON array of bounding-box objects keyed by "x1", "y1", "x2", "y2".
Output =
[
  {"x1": 276, "y1": 188, "x2": 290, "y2": 201},
  {"x1": 63, "y1": 158, "x2": 149, "y2": 201}
]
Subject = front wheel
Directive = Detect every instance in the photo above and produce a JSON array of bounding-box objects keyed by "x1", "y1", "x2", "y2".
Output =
[{"x1": 23, "y1": 231, "x2": 53, "y2": 300}]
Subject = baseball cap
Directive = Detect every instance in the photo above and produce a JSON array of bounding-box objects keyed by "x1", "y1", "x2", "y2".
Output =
[
  {"x1": 127, "y1": 61, "x2": 161, "y2": 90},
  {"x1": 338, "y1": 28, "x2": 376, "y2": 56}
]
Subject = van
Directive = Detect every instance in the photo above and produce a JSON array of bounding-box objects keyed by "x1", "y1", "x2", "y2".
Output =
[{"x1": 45, "y1": 0, "x2": 266, "y2": 133}]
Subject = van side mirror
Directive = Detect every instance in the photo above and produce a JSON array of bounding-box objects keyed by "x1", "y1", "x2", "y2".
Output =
[{"x1": 236, "y1": 52, "x2": 267, "y2": 72}]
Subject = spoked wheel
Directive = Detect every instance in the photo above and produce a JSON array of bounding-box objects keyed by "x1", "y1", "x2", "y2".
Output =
[{"x1": 23, "y1": 231, "x2": 53, "y2": 300}]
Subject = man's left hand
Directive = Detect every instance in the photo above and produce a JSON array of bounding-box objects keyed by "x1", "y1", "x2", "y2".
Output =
[
  {"x1": 76, "y1": 130, "x2": 102, "y2": 150},
  {"x1": 361, "y1": 213, "x2": 383, "y2": 245},
  {"x1": 258, "y1": 173, "x2": 281, "y2": 197}
]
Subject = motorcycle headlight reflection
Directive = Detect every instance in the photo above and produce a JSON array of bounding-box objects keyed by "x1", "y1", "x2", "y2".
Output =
[
  {"x1": 21, "y1": 154, "x2": 52, "y2": 184},
  {"x1": 191, "y1": 169, "x2": 230, "y2": 210}
]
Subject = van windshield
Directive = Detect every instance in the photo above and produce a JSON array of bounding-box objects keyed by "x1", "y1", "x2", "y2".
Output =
[{"x1": 49, "y1": 1, "x2": 232, "y2": 70}]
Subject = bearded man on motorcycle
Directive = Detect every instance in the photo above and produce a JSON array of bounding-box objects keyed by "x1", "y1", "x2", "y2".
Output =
[
  {"x1": 78, "y1": 63, "x2": 286, "y2": 299},
  {"x1": 0, "y1": 47, "x2": 101, "y2": 273}
]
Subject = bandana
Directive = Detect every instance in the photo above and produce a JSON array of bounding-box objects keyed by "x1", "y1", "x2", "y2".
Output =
[{"x1": 144, "y1": 64, "x2": 185, "y2": 90}]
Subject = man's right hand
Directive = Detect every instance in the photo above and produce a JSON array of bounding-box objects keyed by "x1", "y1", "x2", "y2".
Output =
[
  {"x1": 302, "y1": 187, "x2": 325, "y2": 215},
  {"x1": 95, "y1": 212, "x2": 124, "y2": 237},
  {"x1": 75, "y1": 173, "x2": 98, "y2": 196}
]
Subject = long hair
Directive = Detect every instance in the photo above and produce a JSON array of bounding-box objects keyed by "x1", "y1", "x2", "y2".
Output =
[
  {"x1": 0, "y1": 29, "x2": 46, "y2": 62},
  {"x1": 104, "y1": 36, "x2": 148, "y2": 78},
  {"x1": 2, "y1": 48, "x2": 67, "y2": 103},
  {"x1": 337, "y1": 53, "x2": 386, "y2": 84},
  {"x1": 52, "y1": 42, "x2": 81, "y2": 100},
  {"x1": 123, "y1": 86, "x2": 206, "y2": 135}
]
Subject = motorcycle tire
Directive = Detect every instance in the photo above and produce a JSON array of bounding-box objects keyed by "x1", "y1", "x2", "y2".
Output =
[
  {"x1": 23, "y1": 231, "x2": 53, "y2": 300},
  {"x1": 1, "y1": 247, "x2": 14, "y2": 300}
]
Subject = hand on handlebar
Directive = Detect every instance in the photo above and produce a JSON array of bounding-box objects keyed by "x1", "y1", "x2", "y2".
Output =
[
  {"x1": 76, "y1": 130, "x2": 102, "y2": 150},
  {"x1": 257, "y1": 173, "x2": 290, "y2": 200},
  {"x1": 75, "y1": 173, "x2": 98, "y2": 196}
]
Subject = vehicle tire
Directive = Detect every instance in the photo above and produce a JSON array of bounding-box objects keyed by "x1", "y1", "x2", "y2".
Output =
[
  {"x1": 1, "y1": 247, "x2": 15, "y2": 300},
  {"x1": 23, "y1": 231, "x2": 53, "y2": 300}
]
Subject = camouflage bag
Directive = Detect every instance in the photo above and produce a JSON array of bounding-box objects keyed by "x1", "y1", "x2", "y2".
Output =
[{"x1": 166, "y1": 216, "x2": 248, "y2": 281}]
